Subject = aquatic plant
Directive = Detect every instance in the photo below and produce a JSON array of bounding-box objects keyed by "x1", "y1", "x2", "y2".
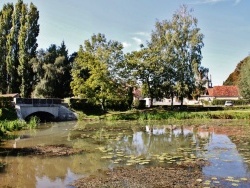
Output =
[{"x1": 27, "y1": 116, "x2": 40, "y2": 129}]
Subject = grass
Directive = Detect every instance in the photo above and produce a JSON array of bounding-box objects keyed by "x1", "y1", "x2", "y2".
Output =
[
  {"x1": 0, "y1": 108, "x2": 39, "y2": 140},
  {"x1": 101, "y1": 108, "x2": 250, "y2": 121}
]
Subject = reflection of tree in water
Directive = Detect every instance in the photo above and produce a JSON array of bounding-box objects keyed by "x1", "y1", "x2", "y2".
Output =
[
  {"x1": 0, "y1": 157, "x2": 37, "y2": 188},
  {"x1": 106, "y1": 124, "x2": 210, "y2": 157}
]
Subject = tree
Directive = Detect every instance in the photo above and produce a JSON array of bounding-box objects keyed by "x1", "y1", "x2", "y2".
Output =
[
  {"x1": 0, "y1": 3, "x2": 13, "y2": 94},
  {"x1": 18, "y1": 2, "x2": 39, "y2": 97},
  {"x1": 192, "y1": 66, "x2": 209, "y2": 99},
  {"x1": 238, "y1": 56, "x2": 250, "y2": 100},
  {"x1": 2, "y1": 0, "x2": 39, "y2": 96},
  {"x1": 124, "y1": 46, "x2": 166, "y2": 106},
  {"x1": 32, "y1": 43, "x2": 71, "y2": 98},
  {"x1": 149, "y1": 5, "x2": 204, "y2": 105},
  {"x1": 6, "y1": 0, "x2": 23, "y2": 94},
  {"x1": 223, "y1": 56, "x2": 249, "y2": 86},
  {"x1": 71, "y1": 33, "x2": 126, "y2": 110}
]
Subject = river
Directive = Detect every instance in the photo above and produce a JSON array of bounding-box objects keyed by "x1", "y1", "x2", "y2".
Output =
[{"x1": 1, "y1": 120, "x2": 250, "y2": 187}]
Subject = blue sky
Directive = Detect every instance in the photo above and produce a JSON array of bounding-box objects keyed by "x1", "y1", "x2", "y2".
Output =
[{"x1": 0, "y1": 0, "x2": 249, "y2": 86}]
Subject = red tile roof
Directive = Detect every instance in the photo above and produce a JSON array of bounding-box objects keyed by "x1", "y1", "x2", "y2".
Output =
[{"x1": 207, "y1": 86, "x2": 239, "y2": 97}]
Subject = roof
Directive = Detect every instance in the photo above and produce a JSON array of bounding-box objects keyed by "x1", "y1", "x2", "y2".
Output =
[
  {"x1": 0, "y1": 93, "x2": 20, "y2": 98},
  {"x1": 207, "y1": 86, "x2": 240, "y2": 97},
  {"x1": 133, "y1": 88, "x2": 142, "y2": 99}
]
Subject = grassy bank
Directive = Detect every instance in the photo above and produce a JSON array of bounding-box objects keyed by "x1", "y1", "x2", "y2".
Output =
[{"x1": 102, "y1": 109, "x2": 250, "y2": 121}]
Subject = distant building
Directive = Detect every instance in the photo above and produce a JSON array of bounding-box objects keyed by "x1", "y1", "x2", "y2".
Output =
[{"x1": 199, "y1": 86, "x2": 241, "y2": 101}]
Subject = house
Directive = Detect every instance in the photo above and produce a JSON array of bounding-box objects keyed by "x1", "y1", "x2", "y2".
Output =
[
  {"x1": 144, "y1": 97, "x2": 182, "y2": 107},
  {"x1": 199, "y1": 86, "x2": 241, "y2": 101}
]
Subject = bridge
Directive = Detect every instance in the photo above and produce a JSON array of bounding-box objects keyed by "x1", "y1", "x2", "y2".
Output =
[{"x1": 14, "y1": 98, "x2": 77, "y2": 121}]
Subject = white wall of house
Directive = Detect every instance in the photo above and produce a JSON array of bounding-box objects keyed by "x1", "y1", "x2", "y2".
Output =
[
  {"x1": 199, "y1": 96, "x2": 240, "y2": 101},
  {"x1": 143, "y1": 97, "x2": 200, "y2": 107}
]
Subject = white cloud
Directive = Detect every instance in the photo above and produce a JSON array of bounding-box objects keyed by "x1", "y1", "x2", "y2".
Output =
[
  {"x1": 122, "y1": 42, "x2": 132, "y2": 48},
  {"x1": 193, "y1": 0, "x2": 241, "y2": 4},
  {"x1": 132, "y1": 37, "x2": 143, "y2": 45},
  {"x1": 134, "y1": 32, "x2": 150, "y2": 38}
]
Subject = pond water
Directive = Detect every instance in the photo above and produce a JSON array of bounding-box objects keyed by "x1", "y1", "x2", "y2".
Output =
[{"x1": 1, "y1": 120, "x2": 250, "y2": 187}]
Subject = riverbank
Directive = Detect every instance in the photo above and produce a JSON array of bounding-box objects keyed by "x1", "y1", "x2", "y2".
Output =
[{"x1": 97, "y1": 107, "x2": 250, "y2": 121}]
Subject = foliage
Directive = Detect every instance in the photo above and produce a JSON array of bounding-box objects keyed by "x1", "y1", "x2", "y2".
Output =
[
  {"x1": 0, "y1": 117, "x2": 39, "y2": 139},
  {"x1": 166, "y1": 5, "x2": 204, "y2": 104},
  {"x1": 27, "y1": 116, "x2": 39, "y2": 129},
  {"x1": 68, "y1": 98, "x2": 103, "y2": 115},
  {"x1": 18, "y1": 2, "x2": 39, "y2": 97},
  {"x1": 125, "y1": 47, "x2": 166, "y2": 105},
  {"x1": 0, "y1": 108, "x2": 17, "y2": 120},
  {"x1": 71, "y1": 33, "x2": 127, "y2": 110},
  {"x1": 223, "y1": 56, "x2": 250, "y2": 86},
  {"x1": 32, "y1": 42, "x2": 73, "y2": 98},
  {"x1": 3, "y1": 0, "x2": 39, "y2": 96},
  {"x1": 123, "y1": 5, "x2": 205, "y2": 107},
  {"x1": 0, "y1": 97, "x2": 13, "y2": 108},
  {"x1": 104, "y1": 109, "x2": 250, "y2": 121},
  {"x1": 212, "y1": 99, "x2": 249, "y2": 106},
  {"x1": 133, "y1": 99, "x2": 146, "y2": 109},
  {"x1": 0, "y1": 3, "x2": 13, "y2": 94},
  {"x1": 0, "y1": 120, "x2": 26, "y2": 133},
  {"x1": 238, "y1": 56, "x2": 250, "y2": 100}
]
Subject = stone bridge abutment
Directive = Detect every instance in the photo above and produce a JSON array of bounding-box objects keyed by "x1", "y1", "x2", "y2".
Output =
[{"x1": 14, "y1": 98, "x2": 77, "y2": 121}]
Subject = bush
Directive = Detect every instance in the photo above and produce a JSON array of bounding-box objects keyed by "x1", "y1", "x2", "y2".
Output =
[
  {"x1": 106, "y1": 100, "x2": 130, "y2": 111},
  {"x1": 0, "y1": 108, "x2": 17, "y2": 120},
  {"x1": 0, "y1": 97, "x2": 13, "y2": 108},
  {"x1": 212, "y1": 99, "x2": 249, "y2": 106},
  {"x1": 133, "y1": 99, "x2": 146, "y2": 109},
  {"x1": 68, "y1": 98, "x2": 103, "y2": 115}
]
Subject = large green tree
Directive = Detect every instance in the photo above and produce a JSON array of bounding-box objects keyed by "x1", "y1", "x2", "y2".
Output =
[
  {"x1": 149, "y1": 5, "x2": 204, "y2": 105},
  {"x1": 238, "y1": 56, "x2": 250, "y2": 100},
  {"x1": 71, "y1": 33, "x2": 126, "y2": 110},
  {"x1": 0, "y1": 3, "x2": 13, "y2": 94},
  {"x1": 32, "y1": 42, "x2": 72, "y2": 98},
  {"x1": 0, "y1": 0, "x2": 39, "y2": 96},
  {"x1": 124, "y1": 46, "x2": 166, "y2": 106},
  {"x1": 123, "y1": 5, "x2": 205, "y2": 106},
  {"x1": 6, "y1": 0, "x2": 23, "y2": 94},
  {"x1": 18, "y1": 2, "x2": 39, "y2": 97}
]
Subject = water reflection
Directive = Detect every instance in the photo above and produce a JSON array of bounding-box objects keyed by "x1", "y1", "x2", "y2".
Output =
[
  {"x1": 203, "y1": 133, "x2": 250, "y2": 186},
  {"x1": 1, "y1": 121, "x2": 250, "y2": 187}
]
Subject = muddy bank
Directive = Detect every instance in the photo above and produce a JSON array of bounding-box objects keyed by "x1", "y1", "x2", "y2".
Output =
[
  {"x1": 0, "y1": 144, "x2": 84, "y2": 157},
  {"x1": 73, "y1": 165, "x2": 204, "y2": 188}
]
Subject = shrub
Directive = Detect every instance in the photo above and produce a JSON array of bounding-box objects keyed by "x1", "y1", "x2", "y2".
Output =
[
  {"x1": 133, "y1": 99, "x2": 146, "y2": 109},
  {"x1": 212, "y1": 99, "x2": 249, "y2": 106},
  {"x1": 0, "y1": 97, "x2": 13, "y2": 108},
  {"x1": 68, "y1": 98, "x2": 103, "y2": 115}
]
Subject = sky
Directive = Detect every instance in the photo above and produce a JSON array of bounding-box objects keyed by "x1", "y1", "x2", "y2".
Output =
[{"x1": 0, "y1": 0, "x2": 249, "y2": 86}]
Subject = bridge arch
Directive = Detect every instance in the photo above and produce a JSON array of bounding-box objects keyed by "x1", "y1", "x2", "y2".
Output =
[
  {"x1": 25, "y1": 111, "x2": 56, "y2": 122},
  {"x1": 17, "y1": 106, "x2": 59, "y2": 121}
]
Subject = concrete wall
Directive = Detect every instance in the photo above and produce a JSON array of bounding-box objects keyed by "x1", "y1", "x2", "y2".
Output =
[
  {"x1": 16, "y1": 105, "x2": 59, "y2": 120},
  {"x1": 16, "y1": 104, "x2": 77, "y2": 121}
]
